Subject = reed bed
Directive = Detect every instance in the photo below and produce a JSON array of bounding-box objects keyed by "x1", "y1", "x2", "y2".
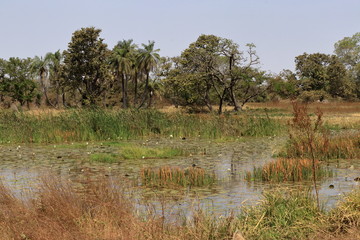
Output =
[
  {"x1": 285, "y1": 131, "x2": 360, "y2": 160},
  {"x1": 0, "y1": 109, "x2": 283, "y2": 143},
  {"x1": 140, "y1": 166, "x2": 216, "y2": 188},
  {"x1": 245, "y1": 158, "x2": 333, "y2": 182}
]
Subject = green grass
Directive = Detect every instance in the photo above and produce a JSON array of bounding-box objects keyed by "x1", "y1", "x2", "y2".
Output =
[
  {"x1": 89, "y1": 153, "x2": 118, "y2": 163},
  {"x1": 237, "y1": 189, "x2": 323, "y2": 240},
  {"x1": 0, "y1": 109, "x2": 284, "y2": 143}
]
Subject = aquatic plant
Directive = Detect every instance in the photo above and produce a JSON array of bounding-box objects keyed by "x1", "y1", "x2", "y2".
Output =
[
  {"x1": 140, "y1": 166, "x2": 216, "y2": 188},
  {"x1": 245, "y1": 158, "x2": 333, "y2": 182},
  {"x1": 237, "y1": 189, "x2": 322, "y2": 240},
  {"x1": 120, "y1": 146, "x2": 185, "y2": 159}
]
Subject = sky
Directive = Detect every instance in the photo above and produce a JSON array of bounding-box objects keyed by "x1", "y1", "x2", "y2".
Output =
[{"x1": 0, "y1": 0, "x2": 359, "y2": 74}]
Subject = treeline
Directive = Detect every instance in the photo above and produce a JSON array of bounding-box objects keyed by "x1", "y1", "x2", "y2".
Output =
[{"x1": 0, "y1": 28, "x2": 359, "y2": 112}]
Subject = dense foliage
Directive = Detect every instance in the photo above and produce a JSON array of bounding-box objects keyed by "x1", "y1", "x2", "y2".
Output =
[{"x1": 0, "y1": 28, "x2": 359, "y2": 111}]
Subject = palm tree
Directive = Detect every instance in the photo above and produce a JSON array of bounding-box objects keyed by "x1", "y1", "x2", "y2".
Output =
[
  {"x1": 137, "y1": 41, "x2": 160, "y2": 108},
  {"x1": 110, "y1": 39, "x2": 136, "y2": 108},
  {"x1": 31, "y1": 53, "x2": 54, "y2": 107},
  {"x1": 47, "y1": 50, "x2": 64, "y2": 107}
]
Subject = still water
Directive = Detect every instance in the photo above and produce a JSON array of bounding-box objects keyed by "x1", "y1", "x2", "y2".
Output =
[{"x1": 0, "y1": 137, "x2": 359, "y2": 215}]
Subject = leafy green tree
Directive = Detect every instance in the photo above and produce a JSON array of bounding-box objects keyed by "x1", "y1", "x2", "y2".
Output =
[
  {"x1": 63, "y1": 27, "x2": 111, "y2": 106},
  {"x1": 110, "y1": 39, "x2": 137, "y2": 108},
  {"x1": 295, "y1": 53, "x2": 353, "y2": 100},
  {"x1": 164, "y1": 34, "x2": 264, "y2": 114},
  {"x1": 334, "y1": 32, "x2": 360, "y2": 97},
  {"x1": 137, "y1": 41, "x2": 160, "y2": 108},
  {"x1": 269, "y1": 70, "x2": 299, "y2": 100},
  {"x1": 0, "y1": 58, "x2": 38, "y2": 107},
  {"x1": 334, "y1": 32, "x2": 360, "y2": 68}
]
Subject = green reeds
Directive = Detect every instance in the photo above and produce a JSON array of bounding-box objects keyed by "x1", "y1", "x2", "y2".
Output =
[
  {"x1": 245, "y1": 158, "x2": 333, "y2": 182},
  {"x1": 237, "y1": 189, "x2": 323, "y2": 240},
  {"x1": 0, "y1": 109, "x2": 283, "y2": 143},
  {"x1": 140, "y1": 166, "x2": 216, "y2": 188}
]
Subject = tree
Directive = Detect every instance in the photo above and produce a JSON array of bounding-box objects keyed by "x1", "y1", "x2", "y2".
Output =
[
  {"x1": 269, "y1": 70, "x2": 299, "y2": 100},
  {"x1": 137, "y1": 41, "x2": 160, "y2": 108},
  {"x1": 110, "y1": 39, "x2": 137, "y2": 108},
  {"x1": 334, "y1": 33, "x2": 360, "y2": 97},
  {"x1": 31, "y1": 53, "x2": 55, "y2": 106},
  {"x1": 0, "y1": 58, "x2": 38, "y2": 107},
  {"x1": 295, "y1": 53, "x2": 353, "y2": 100},
  {"x1": 47, "y1": 50, "x2": 65, "y2": 107},
  {"x1": 164, "y1": 34, "x2": 263, "y2": 114},
  {"x1": 63, "y1": 27, "x2": 111, "y2": 106}
]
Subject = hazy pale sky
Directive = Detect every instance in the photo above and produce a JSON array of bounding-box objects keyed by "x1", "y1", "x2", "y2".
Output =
[{"x1": 0, "y1": 0, "x2": 359, "y2": 73}]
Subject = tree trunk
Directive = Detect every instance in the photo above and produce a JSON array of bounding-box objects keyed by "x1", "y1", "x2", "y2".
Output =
[
  {"x1": 138, "y1": 72, "x2": 149, "y2": 109},
  {"x1": 204, "y1": 84, "x2": 213, "y2": 111},
  {"x1": 62, "y1": 88, "x2": 67, "y2": 108},
  {"x1": 217, "y1": 89, "x2": 227, "y2": 115},
  {"x1": 134, "y1": 71, "x2": 138, "y2": 106},
  {"x1": 229, "y1": 86, "x2": 240, "y2": 111},
  {"x1": 121, "y1": 74, "x2": 127, "y2": 108}
]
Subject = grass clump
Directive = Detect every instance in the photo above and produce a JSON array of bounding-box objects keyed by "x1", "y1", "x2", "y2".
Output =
[
  {"x1": 327, "y1": 189, "x2": 360, "y2": 236},
  {"x1": 245, "y1": 158, "x2": 333, "y2": 182},
  {"x1": 90, "y1": 153, "x2": 118, "y2": 163},
  {"x1": 140, "y1": 166, "x2": 216, "y2": 187},
  {"x1": 237, "y1": 190, "x2": 323, "y2": 240},
  {"x1": 285, "y1": 131, "x2": 360, "y2": 160}
]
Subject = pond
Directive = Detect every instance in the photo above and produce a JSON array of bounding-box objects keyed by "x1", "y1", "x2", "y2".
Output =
[{"x1": 0, "y1": 137, "x2": 359, "y2": 215}]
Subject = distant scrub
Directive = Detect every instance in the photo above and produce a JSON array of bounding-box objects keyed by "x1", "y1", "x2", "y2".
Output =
[{"x1": 0, "y1": 109, "x2": 283, "y2": 143}]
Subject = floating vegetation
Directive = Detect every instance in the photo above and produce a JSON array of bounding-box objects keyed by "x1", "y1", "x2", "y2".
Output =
[
  {"x1": 140, "y1": 166, "x2": 216, "y2": 187},
  {"x1": 245, "y1": 158, "x2": 333, "y2": 182},
  {"x1": 120, "y1": 146, "x2": 186, "y2": 159}
]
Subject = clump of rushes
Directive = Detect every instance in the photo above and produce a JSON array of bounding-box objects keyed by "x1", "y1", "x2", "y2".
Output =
[
  {"x1": 140, "y1": 166, "x2": 216, "y2": 188},
  {"x1": 245, "y1": 158, "x2": 333, "y2": 182},
  {"x1": 237, "y1": 189, "x2": 323, "y2": 240},
  {"x1": 285, "y1": 131, "x2": 360, "y2": 160},
  {"x1": 327, "y1": 189, "x2": 360, "y2": 236}
]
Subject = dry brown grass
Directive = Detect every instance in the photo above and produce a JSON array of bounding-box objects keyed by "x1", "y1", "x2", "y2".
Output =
[
  {"x1": 0, "y1": 175, "x2": 359, "y2": 240},
  {"x1": 0, "y1": 177, "x2": 169, "y2": 240}
]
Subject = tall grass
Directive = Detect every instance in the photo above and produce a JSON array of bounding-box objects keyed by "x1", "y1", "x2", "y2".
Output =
[
  {"x1": 0, "y1": 109, "x2": 283, "y2": 143},
  {"x1": 140, "y1": 166, "x2": 216, "y2": 188},
  {"x1": 285, "y1": 131, "x2": 360, "y2": 160},
  {"x1": 245, "y1": 158, "x2": 333, "y2": 182}
]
